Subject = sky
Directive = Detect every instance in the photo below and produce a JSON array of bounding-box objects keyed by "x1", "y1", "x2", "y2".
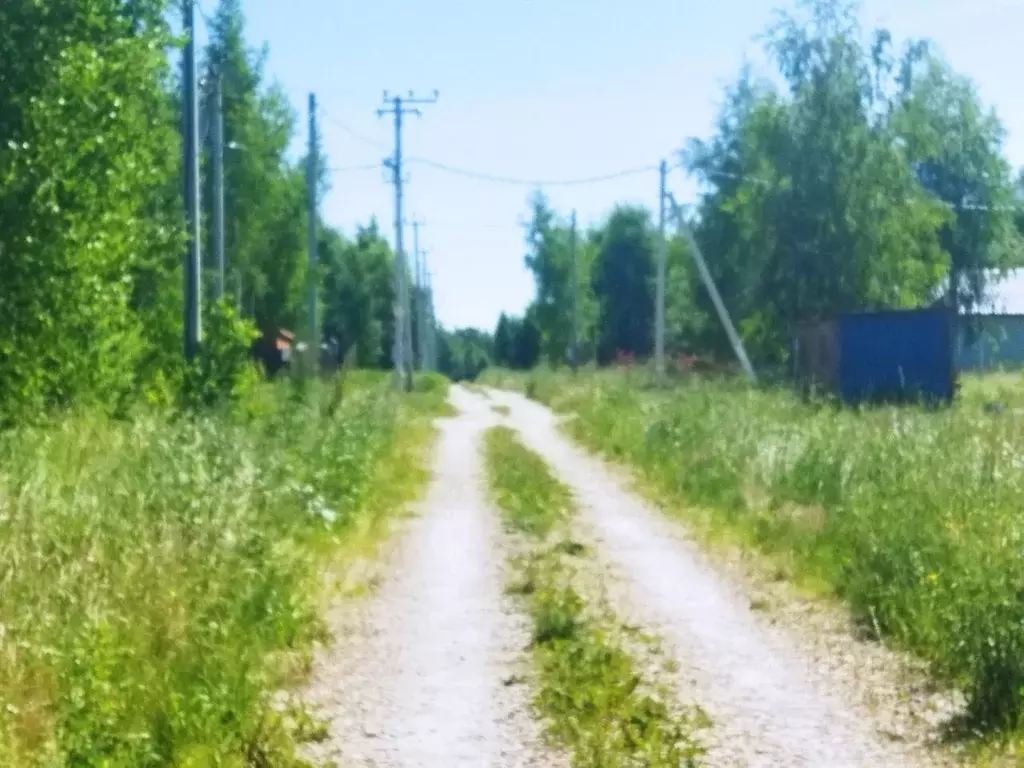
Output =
[{"x1": 197, "y1": 1, "x2": 1024, "y2": 331}]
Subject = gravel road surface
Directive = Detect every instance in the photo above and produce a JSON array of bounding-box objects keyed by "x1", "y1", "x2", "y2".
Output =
[
  {"x1": 302, "y1": 387, "x2": 561, "y2": 767},
  {"x1": 488, "y1": 387, "x2": 956, "y2": 768}
]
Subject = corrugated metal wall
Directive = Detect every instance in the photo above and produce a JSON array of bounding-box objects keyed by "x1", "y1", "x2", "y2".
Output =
[
  {"x1": 837, "y1": 309, "x2": 954, "y2": 404},
  {"x1": 791, "y1": 308, "x2": 955, "y2": 404}
]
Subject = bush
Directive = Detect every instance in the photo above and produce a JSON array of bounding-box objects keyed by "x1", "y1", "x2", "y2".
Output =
[{"x1": 181, "y1": 300, "x2": 261, "y2": 410}]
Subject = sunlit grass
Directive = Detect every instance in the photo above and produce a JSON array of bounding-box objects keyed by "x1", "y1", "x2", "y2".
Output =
[
  {"x1": 514, "y1": 368, "x2": 1024, "y2": 732},
  {"x1": 0, "y1": 372, "x2": 445, "y2": 766}
]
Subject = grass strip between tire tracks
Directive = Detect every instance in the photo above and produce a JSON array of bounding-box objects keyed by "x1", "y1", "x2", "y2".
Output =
[{"x1": 484, "y1": 425, "x2": 707, "y2": 768}]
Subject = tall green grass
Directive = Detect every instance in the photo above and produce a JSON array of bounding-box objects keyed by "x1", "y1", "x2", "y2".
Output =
[
  {"x1": 0, "y1": 372, "x2": 444, "y2": 766},
  {"x1": 514, "y1": 369, "x2": 1024, "y2": 730},
  {"x1": 484, "y1": 426, "x2": 707, "y2": 767}
]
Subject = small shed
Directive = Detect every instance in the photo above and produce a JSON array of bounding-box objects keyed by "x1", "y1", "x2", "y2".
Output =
[{"x1": 792, "y1": 307, "x2": 955, "y2": 405}]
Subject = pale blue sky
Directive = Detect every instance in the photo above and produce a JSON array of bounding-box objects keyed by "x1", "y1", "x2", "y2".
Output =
[{"x1": 198, "y1": 1, "x2": 1024, "y2": 331}]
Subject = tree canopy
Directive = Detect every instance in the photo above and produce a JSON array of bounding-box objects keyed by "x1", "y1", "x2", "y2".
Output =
[{"x1": 507, "y1": 0, "x2": 1022, "y2": 369}]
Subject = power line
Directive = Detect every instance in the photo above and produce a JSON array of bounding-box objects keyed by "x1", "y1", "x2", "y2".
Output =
[
  {"x1": 327, "y1": 163, "x2": 383, "y2": 173},
  {"x1": 321, "y1": 112, "x2": 391, "y2": 150},
  {"x1": 405, "y1": 157, "x2": 661, "y2": 187}
]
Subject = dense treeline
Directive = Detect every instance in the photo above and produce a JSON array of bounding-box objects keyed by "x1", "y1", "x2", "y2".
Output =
[
  {"x1": 0, "y1": 0, "x2": 410, "y2": 420},
  {"x1": 506, "y1": 0, "x2": 1023, "y2": 369}
]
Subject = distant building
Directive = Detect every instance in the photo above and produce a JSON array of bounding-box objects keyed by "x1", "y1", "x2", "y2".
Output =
[{"x1": 951, "y1": 269, "x2": 1024, "y2": 372}]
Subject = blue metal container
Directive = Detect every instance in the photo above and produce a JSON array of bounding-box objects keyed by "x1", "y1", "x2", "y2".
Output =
[{"x1": 836, "y1": 308, "x2": 955, "y2": 404}]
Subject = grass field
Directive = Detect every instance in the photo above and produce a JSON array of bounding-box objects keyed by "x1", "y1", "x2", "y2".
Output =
[
  {"x1": 0, "y1": 371, "x2": 447, "y2": 767},
  {"x1": 480, "y1": 367, "x2": 1024, "y2": 734},
  {"x1": 484, "y1": 425, "x2": 707, "y2": 767}
]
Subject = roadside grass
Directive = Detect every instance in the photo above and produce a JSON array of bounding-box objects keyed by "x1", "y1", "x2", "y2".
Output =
[
  {"x1": 0, "y1": 372, "x2": 446, "y2": 767},
  {"x1": 508, "y1": 368, "x2": 1024, "y2": 740},
  {"x1": 484, "y1": 426, "x2": 707, "y2": 767}
]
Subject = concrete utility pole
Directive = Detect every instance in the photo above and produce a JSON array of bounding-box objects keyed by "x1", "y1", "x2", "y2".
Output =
[
  {"x1": 655, "y1": 159, "x2": 668, "y2": 380},
  {"x1": 412, "y1": 221, "x2": 429, "y2": 371},
  {"x1": 307, "y1": 93, "x2": 319, "y2": 371},
  {"x1": 182, "y1": 0, "x2": 201, "y2": 359},
  {"x1": 378, "y1": 90, "x2": 438, "y2": 391},
  {"x1": 666, "y1": 193, "x2": 757, "y2": 384},
  {"x1": 212, "y1": 74, "x2": 226, "y2": 301},
  {"x1": 569, "y1": 209, "x2": 579, "y2": 373},
  {"x1": 423, "y1": 254, "x2": 436, "y2": 372}
]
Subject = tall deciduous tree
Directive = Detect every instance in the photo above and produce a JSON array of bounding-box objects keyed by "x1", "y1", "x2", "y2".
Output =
[
  {"x1": 0, "y1": 0, "x2": 182, "y2": 418},
  {"x1": 319, "y1": 221, "x2": 396, "y2": 368},
  {"x1": 203, "y1": 0, "x2": 307, "y2": 333},
  {"x1": 685, "y1": 0, "x2": 950, "y2": 361},
  {"x1": 592, "y1": 206, "x2": 657, "y2": 364},
  {"x1": 892, "y1": 52, "x2": 1020, "y2": 310}
]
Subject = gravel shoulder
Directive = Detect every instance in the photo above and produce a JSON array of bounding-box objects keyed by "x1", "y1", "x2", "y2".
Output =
[
  {"x1": 301, "y1": 386, "x2": 561, "y2": 767},
  {"x1": 487, "y1": 387, "x2": 963, "y2": 768}
]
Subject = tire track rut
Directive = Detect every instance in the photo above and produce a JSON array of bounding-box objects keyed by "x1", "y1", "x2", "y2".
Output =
[
  {"x1": 488, "y1": 387, "x2": 956, "y2": 768},
  {"x1": 302, "y1": 387, "x2": 561, "y2": 767}
]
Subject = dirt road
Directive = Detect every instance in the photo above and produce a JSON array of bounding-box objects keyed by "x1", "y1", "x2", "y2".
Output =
[
  {"x1": 302, "y1": 387, "x2": 560, "y2": 767},
  {"x1": 487, "y1": 387, "x2": 956, "y2": 768},
  {"x1": 304, "y1": 385, "x2": 957, "y2": 767}
]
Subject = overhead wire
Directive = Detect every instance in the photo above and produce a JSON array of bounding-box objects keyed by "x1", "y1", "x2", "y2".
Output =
[
  {"x1": 327, "y1": 163, "x2": 384, "y2": 173},
  {"x1": 321, "y1": 109, "x2": 666, "y2": 188},
  {"x1": 404, "y1": 157, "x2": 661, "y2": 187},
  {"x1": 320, "y1": 111, "x2": 391, "y2": 150}
]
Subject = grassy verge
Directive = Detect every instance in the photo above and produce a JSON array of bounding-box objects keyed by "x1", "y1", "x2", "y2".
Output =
[
  {"x1": 503, "y1": 368, "x2": 1024, "y2": 737},
  {"x1": 484, "y1": 426, "x2": 707, "y2": 767},
  {"x1": 0, "y1": 371, "x2": 446, "y2": 767}
]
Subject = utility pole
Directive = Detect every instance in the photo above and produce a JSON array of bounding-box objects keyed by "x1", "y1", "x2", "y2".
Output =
[
  {"x1": 569, "y1": 209, "x2": 579, "y2": 373},
  {"x1": 307, "y1": 93, "x2": 319, "y2": 372},
  {"x1": 666, "y1": 193, "x2": 757, "y2": 384},
  {"x1": 182, "y1": 0, "x2": 201, "y2": 359},
  {"x1": 655, "y1": 159, "x2": 668, "y2": 380},
  {"x1": 412, "y1": 221, "x2": 429, "y2": 371},
  {"x1": 212, "y1": 74, "x2": 226, "y2": 301},
  {"x1": 424, "y1": 254, "x2": 436, "y2": 372},
  {"x1": 378, "y1": 90, "x2": 438, "y2": 391}
]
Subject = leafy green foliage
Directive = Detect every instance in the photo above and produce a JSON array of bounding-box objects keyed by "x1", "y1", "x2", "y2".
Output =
[
  {"x1": 592, "y1": 206, "x2": 657, "y2": 364},
  {"x1": 203, "y1": 0, "x2": 309, "y2": 333},
  {"x1": 493, "y1": 313, "x2": 542, "y2": 370},
  {"x1": 319, "y1": 221, "x2": 397, "y2": 368},
  {"x1": 182, "y1": 299, "x2": 261, "y2": 409},
  {"x1": 437, "y1": 327, "x2": 493, "y2": 382},
  {"x1": 484, "y1": 426, "x2": 707, "y2": 767},
  {"x1": 0, "y1": 0, "x2": 182, "y2": 421}
]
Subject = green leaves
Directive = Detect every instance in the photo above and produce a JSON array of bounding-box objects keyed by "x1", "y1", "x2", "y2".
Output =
[{"x1": 0, "y1": 0, "x2": 180, "y2": 421}]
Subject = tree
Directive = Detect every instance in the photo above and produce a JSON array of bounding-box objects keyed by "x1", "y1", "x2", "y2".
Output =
[
  {"x1": 0, "y1": 0, "x2": 182, "y2": 418},
  {"x1": 437, "y1": 328, "x2": 493, "y2": 381},
  {"x1": 684, "y1": 0, "x2": 950, "y2": 362},
  {"x1": 523, "y1": 193, "x2": 574, "y2": 364},
  {"x1": 319, "y1": 220, "x2": 395, "y2": 368},
  {"x1": 592, "y1": 206, "x2": 657, "y2": 364},
  {"x1": 493, "y1": 313, "x2": 514, "y2": 367},
  {"x1": 892, "y1": 52, "x2": 1020, "y2": 310},
  {"x1": 512, "y1": 312, "x2": 542, "y2": 369},
  {"x1": 203, "y1": 0, "x2": 307, "y2": 333}
]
